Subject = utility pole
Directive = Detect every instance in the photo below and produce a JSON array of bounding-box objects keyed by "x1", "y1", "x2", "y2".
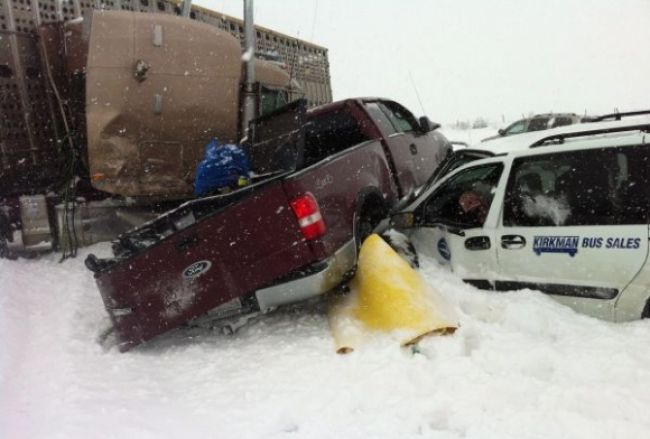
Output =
[
  {"x1": 181, "y1": 0, "x2": 192, "y2": 18},
  {"x1": 241, "y1": 0, "x2": 257, "y2": 139}
]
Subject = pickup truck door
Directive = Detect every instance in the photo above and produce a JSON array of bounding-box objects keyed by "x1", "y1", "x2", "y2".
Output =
[
  {"x1": 408, "y1": 161, "x2": 506, "y2": 287},
  {"x1": 378, "y1": 100, "x2": 448, "y2": 187},
  {"x1": 495, "y1": 146, "x2": 650, "y2": 320},
  {"x1": 362, "y1": 101, "x2": 420, "y2": 199}
]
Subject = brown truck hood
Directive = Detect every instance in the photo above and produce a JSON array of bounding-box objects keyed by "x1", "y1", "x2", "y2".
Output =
[{"x1": 86, "y1": 10, "x2": 242, "y2": 197}]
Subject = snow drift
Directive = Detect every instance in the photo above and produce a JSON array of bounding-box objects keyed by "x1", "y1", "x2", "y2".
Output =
[{"x1": 2, "y1": 244, "x2": 650, "y2": 438}]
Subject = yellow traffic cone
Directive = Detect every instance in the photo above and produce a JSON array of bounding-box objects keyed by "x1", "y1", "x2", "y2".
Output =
[{"x1": 329, "y1": 234, "x2": 458, "y2": 354}]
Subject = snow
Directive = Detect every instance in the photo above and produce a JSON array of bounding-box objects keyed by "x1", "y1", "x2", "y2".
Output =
[
  {"x1": 439, "y1": 126, "x2": 499, "y2": 147},
  {"x1": 523, "y1": 194, "x2": 572, "y2": 226},
  {"x1": 2, "y1": 245, "x2": 650, "y2": 438},
  {"x1": 241, "y1": 47, "x2": 254, "y2": 62}
]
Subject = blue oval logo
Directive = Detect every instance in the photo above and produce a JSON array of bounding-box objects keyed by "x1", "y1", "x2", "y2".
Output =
[
  {"x1": 183, "y1": 260, "x2": 212, "y2": 279},
  {"x1": 437, "y1": 238, "x2": 451, "y2": 261}
]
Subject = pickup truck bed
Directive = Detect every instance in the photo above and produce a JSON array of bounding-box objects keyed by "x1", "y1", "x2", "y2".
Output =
[
  {"x1": 87, "y1": 98, "x2": 451, "y2": 350},
  {"x1": 90, "y1": 177, "x2": 315, "y2": 350}
]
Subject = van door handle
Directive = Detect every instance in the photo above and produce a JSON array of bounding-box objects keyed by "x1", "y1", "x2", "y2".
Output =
[
  {"x1": 501, "y1": 235, "x2": 526, "y2": 249},
  {"x1": 409, "y1": 143, "x2": 418, "y2": 155},
  {"x1": 465, "y1": 236, "x2": 491, "y2": 250}
]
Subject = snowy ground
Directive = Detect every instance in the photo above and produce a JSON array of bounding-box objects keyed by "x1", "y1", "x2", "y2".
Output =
[{"x1": 2, "y1": 242, "x2": 650, "y2": 439}]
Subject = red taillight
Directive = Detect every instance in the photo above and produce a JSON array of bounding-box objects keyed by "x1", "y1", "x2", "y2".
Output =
[{"x1": 290, "y1": 193, "x2": 327, "y2": 240}]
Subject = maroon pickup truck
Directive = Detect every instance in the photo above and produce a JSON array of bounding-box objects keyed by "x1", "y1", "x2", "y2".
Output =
[{"x1": 86, "y1": 98, "x2": 451, "y2": 351}]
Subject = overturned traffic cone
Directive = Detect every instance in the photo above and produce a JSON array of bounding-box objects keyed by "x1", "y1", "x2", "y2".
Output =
[{"x1": 329, "y1": 234, "x2": 458, "y2": 354}]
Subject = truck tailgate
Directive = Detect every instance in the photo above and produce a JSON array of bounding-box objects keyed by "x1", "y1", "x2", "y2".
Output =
[{"x1": 94, "y1": 180, "x2": 313, "y2": 350}]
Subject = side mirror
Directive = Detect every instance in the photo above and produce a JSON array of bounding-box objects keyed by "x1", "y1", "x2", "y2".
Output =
[
  {"x1": 390, "y1": 212, "x2": 416, "y2": 229},
  {"x1": 419, "y1": 116, "x2": 440, "y2": 133},
  {"x1": 498, "y1": 128, "x2": 506, "y2": 136}
]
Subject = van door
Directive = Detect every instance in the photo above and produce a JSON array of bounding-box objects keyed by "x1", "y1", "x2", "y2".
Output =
[
  {"x1": 409, "y1": 161, "x2": 506, "y2": 286},
  {"x1": 495, "y1": 145, "x2": 650, "y2": 320}
]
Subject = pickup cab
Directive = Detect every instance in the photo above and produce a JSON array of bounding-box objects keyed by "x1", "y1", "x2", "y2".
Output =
[{"x1": 86, "y1": 98, "x2": 451, "y2": 351}]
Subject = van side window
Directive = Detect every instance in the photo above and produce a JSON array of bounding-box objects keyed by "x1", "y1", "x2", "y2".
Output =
[
  {"x1": 303, "y1": 108, "x2": 370, "y2": 166},
  {"x1": 422, "y1": 163, "x2": 504, "y2": 229},
  {"x1": 503, "y1": 146, "x2": 650, "y2": 227}
]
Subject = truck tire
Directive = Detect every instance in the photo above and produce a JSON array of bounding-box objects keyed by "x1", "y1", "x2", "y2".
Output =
[
  {"x1": 0, "y1": 211, "x2": 13, "y2": 260},
  {"x1": 354, "y1": 195, "x2": 387, "y2": 248},
  {"x1": 0, "y1": 210, "x2": 10, "y2": 241}
]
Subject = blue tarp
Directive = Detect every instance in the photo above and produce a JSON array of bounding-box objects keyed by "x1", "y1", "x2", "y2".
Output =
[{"x1": 194, "y1": 139, "x2": 250, "y2": 196}]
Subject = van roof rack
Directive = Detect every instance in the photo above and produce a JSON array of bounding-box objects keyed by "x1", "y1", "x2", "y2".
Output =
[
  {"x1": 584, "y1": 109, "x2": 650, "y2": 122},
  {"x1": 529, "y1": 123, "x2": 650, "y2": 148}
]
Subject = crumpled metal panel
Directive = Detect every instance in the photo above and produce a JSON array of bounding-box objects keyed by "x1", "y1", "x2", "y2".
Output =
[{"x1": 85, "y1": 10, "x2": 242, "y2": 197}]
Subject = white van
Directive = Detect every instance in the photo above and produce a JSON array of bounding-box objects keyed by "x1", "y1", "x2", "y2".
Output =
[{"x1": 395, "y1": 113, "x2": 650, "y2": 321}]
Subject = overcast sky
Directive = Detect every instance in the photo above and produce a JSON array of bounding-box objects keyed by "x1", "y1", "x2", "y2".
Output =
[{"x1": 195, "y1": 0, "x2": 650, "y2": 125}]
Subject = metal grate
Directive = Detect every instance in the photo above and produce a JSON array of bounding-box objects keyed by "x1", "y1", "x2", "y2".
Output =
[
  {"x1": 5, "y1": 0, "x2": 332, "y2": 104},
  {"x1": 0, "y1": 1, "x2": 7, "y2": 30},
  {"x1": 9, "y1": 0, "x2": 35, "y2": 33}
]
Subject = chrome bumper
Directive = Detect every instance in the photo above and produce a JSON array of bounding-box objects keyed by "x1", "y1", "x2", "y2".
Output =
[{"x1": 255, "y1": 239, "x2": 357, "y2": 312}]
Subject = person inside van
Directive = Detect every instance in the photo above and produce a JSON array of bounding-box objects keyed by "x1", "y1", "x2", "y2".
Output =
[{"x1": 459, "y1": 190, "x2": 489, "y2": 225}]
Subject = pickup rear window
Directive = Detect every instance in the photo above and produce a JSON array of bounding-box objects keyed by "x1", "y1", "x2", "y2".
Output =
[{"x1": 303, "y1": 108, "x2": 370, "y2": 166}]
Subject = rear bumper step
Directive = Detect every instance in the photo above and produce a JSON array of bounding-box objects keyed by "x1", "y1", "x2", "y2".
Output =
[{"x1": 255, "y1": 238, "x2": 357, "y2": 311}]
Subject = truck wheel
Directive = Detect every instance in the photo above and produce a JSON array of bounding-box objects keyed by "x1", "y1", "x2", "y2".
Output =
[
  {"x1": 0, "y1": 212, "x2": 16, "y2": 260},
  {"x1": 355, "y1": 199, "x2": 387, "y2": 248},
  {"x1": 356, "y1": 217, "x2": 374, "y2": 247}
]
